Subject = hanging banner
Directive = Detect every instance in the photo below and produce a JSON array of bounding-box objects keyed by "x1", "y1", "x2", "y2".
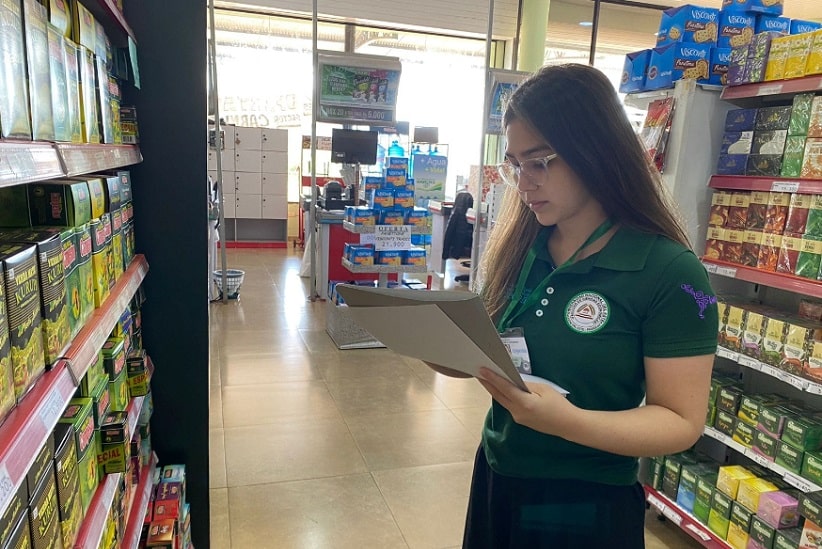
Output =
[
  {"x1": 317, "y1": 51, "x2": 402, "y2": 126},
  {"x1": 486, "y1": 70, "x2": 530, "y2": 135},
  {"x1": 412, "y1": 153, "x2": 448, "y2": 202}
]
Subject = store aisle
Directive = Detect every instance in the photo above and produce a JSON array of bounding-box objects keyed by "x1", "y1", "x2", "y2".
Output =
[{"x1": 208, "y1": 247, "x2": 701, "y2": 548}]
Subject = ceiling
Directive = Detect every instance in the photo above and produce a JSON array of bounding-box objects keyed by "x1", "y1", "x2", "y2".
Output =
[{"x1": 559, "y1": 0, "x2": 820, "y2": 20}]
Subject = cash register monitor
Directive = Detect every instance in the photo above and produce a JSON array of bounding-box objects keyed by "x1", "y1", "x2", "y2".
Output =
[{"x1": 331, "y1": 129, "x2": 378, "y2": 165}]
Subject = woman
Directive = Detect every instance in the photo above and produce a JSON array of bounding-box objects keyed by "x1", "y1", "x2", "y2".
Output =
[{"x1": 432, "y1": 64, "x2": 718, "y2": 547}]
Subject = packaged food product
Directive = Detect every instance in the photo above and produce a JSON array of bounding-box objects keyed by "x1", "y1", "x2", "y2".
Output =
[
  {"x1": 709, "y1": 191, "x2": 731, "y2": 227},
  {"x1": 785, "y1": 193, "x2": 812, "y2": 234}
]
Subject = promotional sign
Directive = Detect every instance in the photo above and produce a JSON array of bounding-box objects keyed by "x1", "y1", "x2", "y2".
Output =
[
  {"x1": 486, "y1": 70, "x2": 529, "y2": 135},
  {"x1": 411, "y1": 153, "x2": 448, "y2": 202},
  {"x1": 317, "y1": 51, "x2": 401, "y2": 126}
]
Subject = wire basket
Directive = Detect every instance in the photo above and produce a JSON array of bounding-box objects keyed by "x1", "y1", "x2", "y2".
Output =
[{"x1": 212, "y1": 269, "x2": 245, "y2": 299}]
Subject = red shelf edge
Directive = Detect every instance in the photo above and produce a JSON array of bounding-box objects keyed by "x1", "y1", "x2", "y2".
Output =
[
  {"x1": 720, "y1": 75, "x2": 822, "y2": 103},
  {"x1": 73, "y1": 396, "x2": 146, "y2": 549},
  {"x1": 94, "y1": 0, "x2": 136, "y2": 42},
  {"x1": 709, "y1": 175, "x2": 822, "y2": 193},
  {"x1": 644, "y1": 486, "x2": 732, "y2": 549},
  {"x1": 702, "y1": 258, "x2": 822, "y2": 298},
  {"x1": 121, "y1": 452, "x2": 158, "y2": 549}
]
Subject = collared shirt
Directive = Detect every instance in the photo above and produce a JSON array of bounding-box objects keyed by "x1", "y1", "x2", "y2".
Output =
[{"x1": 482, "y1": 225, "x2": 718, "y2": 485}]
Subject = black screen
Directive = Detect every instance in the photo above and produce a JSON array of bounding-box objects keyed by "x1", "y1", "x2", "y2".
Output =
[{"x1": 331, "y1": 129, "x2": 378, "y2": 165}]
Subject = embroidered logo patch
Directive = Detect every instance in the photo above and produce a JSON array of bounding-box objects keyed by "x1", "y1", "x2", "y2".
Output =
[
  {"x1": 681, "y1": 284, "x2": 717, "y2": 319},
  {"x1": 565, "y1": 292, "x2": 609, "y2": 334}
]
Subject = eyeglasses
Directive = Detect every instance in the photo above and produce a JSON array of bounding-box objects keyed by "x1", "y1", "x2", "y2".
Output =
[{"x1": 497, "y1": 153, "x2": 559, "y2": 189}]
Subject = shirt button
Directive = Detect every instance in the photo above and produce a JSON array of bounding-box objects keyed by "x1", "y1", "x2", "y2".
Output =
[
  {"x1": 536, "y1": 310, "x2": 544, "y2": 317},
  {"x1": 541, "y1": 298, "x2": 549, "y2": 306},
  {"x1": 546, "y1": 287, "x2": 555, "y2": 295}
]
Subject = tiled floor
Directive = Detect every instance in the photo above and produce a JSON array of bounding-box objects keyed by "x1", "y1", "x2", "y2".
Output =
[{"x1": 209, "y1": 247, "x2": 702, "y2": 548}]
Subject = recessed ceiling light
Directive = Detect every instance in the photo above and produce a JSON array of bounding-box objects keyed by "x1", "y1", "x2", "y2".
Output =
[{"x1": 579, "y1": 21, "x2": 593, "y2": 27}]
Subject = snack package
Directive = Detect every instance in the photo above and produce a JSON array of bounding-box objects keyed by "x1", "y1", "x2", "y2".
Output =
[
  {"x1": 727, "y1": 192, "x2": 751, "y2": 228},
  {"x1": 723, "y1": 229, "x2": 745, "y2": 264},
  {"x1": 781, "y1": 136, "x2": 808, "y2": 178},
  {"x1": 805, "y1": 195, "x2": 822, "y2": 237},
  {"x1": 741, "y1": 230, "x2": 763, "y2": 267},
  {"x1": 801, "y1": 138, "x2": 822, "y2": 180},
  {"x1": 709, "y1": 191, "x2": 731, "y2": 227},
  {"x1": 785, "y1": 193, "x2": 812, "y2": 234},
  {"x1": 705, "y1": 227, "x2": 726, "y2": 260},
  {"x1": 789, "y1": 93, "x2": 815, "y2": 137},
  {"x1": 796, "y1": 236, "x2": 822, "y2": 279},
  {"x1": 776, "y1": 234, "x2": 802, "y2": 275},
  {"x1": 764, "y1": 192, "x2": 790, "y2": 234},
  {"x1": 746, "y1": 191, "x2": 769, "y2": 230},
  {"x1": 757, "y1": 232, "x2": 782, "y2": 271}
]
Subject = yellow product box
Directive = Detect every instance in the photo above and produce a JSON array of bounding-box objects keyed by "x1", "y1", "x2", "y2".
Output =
[
  {"x1": 740, "y1": 307, "x2": 766, "y2": 359},
  {"x1": 736, "y1": 477, "x2": 778, "y2": 512},
  {"x1": 71, "y1": 0, "x2": 95, "y2": 51},
  {"x1": 732, "y1": 419, "x2": 755, "y2": 447},
  {"x1": 761, "y1": 315, "x2": 788, "y2": 367},
  {"x1": 708, "y1": 488, "x2": 733, "y2": 539},
  {"x1": 806, "y1": 30, "x2": 822, "y2": 76},
  {"x1": 782, "y1": 320, "x2": 822, "y2": 376},
  {"x1": 724, "y1": 305, "x2": 746, "y2": 353},
  {"x1": 110, "y1": 209, "x2": 124, "y2": 281},
  {"x1": 716, "y1": 464, "x2": 756, "y2": 499},
  {"x1": 75, "y1": 431, "x2": 98, "y2": 513},
  {"x1": 89, "y1": 218, "x2": 110, "y2": 307},
  {"x1": 808, "y1": 98, "x2": 822, "y2": 138},
  {"x1": 784, "y1": 33, "x2": 813, "y2": 80}
]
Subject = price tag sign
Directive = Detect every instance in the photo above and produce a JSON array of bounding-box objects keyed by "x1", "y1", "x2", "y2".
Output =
[
  {"x1": 662, "y1": 506, "x2": 682, "y2": 525},
  {"x1": 784, "y1": 472, "x2": 817, "y2": 492},
  {"x1": 703, "y1": 262, "x2": 718, "y2": 274},
  {"x1": 806, "y1": 382, "x2": 822, "y2": 396},
  {"x1": 716, "y1": 347, "x2": 738, "y2": 361},
  {"x1": 684, "y1": 524, "x2": 711, "y2": 542},
  {"x1": 38, "y1": 388, "x2": 65, "y2": 429},
  {"x1": 746, "y1": 449, "x2": 769, "y2": 467},
  {"x1": 374, "y1": 225, "x2": 412, "y2": 251},
  {"x1": 771, "y1": 181, "x2": 801, "y2": 193},
  {"x1": 716, "y1": 266, "x2": 738, "y2": 278},
  {"x1": 0, "y1": 465, "x2": 15, "y2": 514},
  {"x1": 738, "y1": 355, "x2": 760, "y2": 370},
  {"x1": 760, "y1": 364, "x2": 779, "y2": 378},
  {"x1": 647, "y1": 494, "x2": 666, "y2": 513},
  {"x1": 757, "y1": 84, "x2": 784, "y2": 96}
]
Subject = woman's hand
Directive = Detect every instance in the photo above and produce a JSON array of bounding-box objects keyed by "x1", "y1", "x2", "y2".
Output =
[
  {"x1": 423, "y1": 361, "x2": 473, "y2": 379},
  {"x1": 477, "y1": 367, "x2": 575, "y2": 437}
]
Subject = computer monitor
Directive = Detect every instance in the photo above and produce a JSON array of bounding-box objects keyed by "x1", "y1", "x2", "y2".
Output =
[{"x1": 330, "y1": 129, "x2": 378, "y2": 165}]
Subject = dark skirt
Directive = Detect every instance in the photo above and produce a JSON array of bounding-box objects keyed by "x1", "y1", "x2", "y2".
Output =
[{"x1": 463, "y1": 446, "x2": 646, "y2": 549}]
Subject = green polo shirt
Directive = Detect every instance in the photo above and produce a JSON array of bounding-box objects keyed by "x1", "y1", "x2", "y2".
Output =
[{"x1": 482, "y1": 225, "x2": 718, "y2": 485}]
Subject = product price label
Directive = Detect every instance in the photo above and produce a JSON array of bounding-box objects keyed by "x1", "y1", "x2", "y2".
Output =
[
  {"x1": 0, "y1": 466, "x2": 15, "y2": 513},
  {"x1": 39, "y1": 388, "x2": 65, "y2": 429},
  {"x1": 806, "y1": 382, "x2": 822, "y2": 396},
  {"x1": 784, "y1": 472, "x2": 817, "y2": 493},
  {"x1": 760, "y1": 364, "x2": 779, "y2": 378},
  {"x1": 703, "y1": 262, "x2": 718, "y2": 274},
  {"x1": 757, "y1": 84, "x2": 783, "y2": 96},
  {"x1": 662, "y1": 505, "x2": 682, "y2": 525},
  {"x1": 716, "y1": 347, "x2": 738, "y2": 362},
  {"x1": 684, "y1": 524, "x2": 711, "y2": 542},
  {"x1": 374, "y1": 225, "x2": 412, "y2": 251},
  {"x1": 746, "y1": 449, "x2": 769, "y2": 467},
  {"x1": 738, "y1": 355, "x2": 760, "y2": 370},
  {"x1": 716, "y1": 266, "x2": 738, "y2": 278},
  {"x1": 771, "y1": 181, "x2": 801, "y2": 193}
]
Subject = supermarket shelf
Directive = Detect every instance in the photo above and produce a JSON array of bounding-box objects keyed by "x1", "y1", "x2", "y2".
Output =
[
  {"x1": 720, "y1": 75, "x2": 822, "y2": 107},
  {"x1": 342, "y1": 220, "x2": 430, "y2": 234},
  {"x1": 715, "y1": 345, "x2": 816, "y2": 393},
  {"x1": 643, "y1": 486, "x2": 731, "y2": 549},
  {"x1": 702, "y1": 258, "x2": 822, "y2": 298},
  {"x1": 341, "y1": 258, "x2": 428, "y2": 274},
  {"x1": 709, "y1": 175, "x2": 822, "y2": 193},
  {"x1": 0, "y1": 255, "x2": 148, "y2": 519},
  {"x1": 624, "y1": 88, "x2": 674, "y2": 110},
  {"x1": 56, "y1": 144, "x2": 143, "y2": 176},
  {"x1": 74, "y1": 395, "x2": 146, "y2": 549},
  {"x1": 121, "y1": 452, "x2": 159, "y2": 549},
  {"x1": 84, "y1": 0, "x2": 136, "y2": 43},
  {"x1": 703, "y1": 427, "x2": 822, "y2": 493},
  {"x1": 0, "y1": 142, "x2": 64, "y2": 189}
]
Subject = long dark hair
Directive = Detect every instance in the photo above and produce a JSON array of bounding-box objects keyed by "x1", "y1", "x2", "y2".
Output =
[{"x1": 481, "y1": 64, "x2": 690, "y2": 320}]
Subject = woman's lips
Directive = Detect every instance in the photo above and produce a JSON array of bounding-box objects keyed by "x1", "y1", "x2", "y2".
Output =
[{"x1": 528, "y1": 200, "x2": 548, "y2": 210}]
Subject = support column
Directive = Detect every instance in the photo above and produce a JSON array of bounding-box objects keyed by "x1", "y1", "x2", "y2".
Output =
[{"x1": 516, "y1": 0, "x2": 550, "y2": 72}]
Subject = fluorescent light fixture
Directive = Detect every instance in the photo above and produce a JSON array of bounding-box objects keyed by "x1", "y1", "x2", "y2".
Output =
[{"x1": 579, "y1": 21, "x2": 593, "y2": 27}]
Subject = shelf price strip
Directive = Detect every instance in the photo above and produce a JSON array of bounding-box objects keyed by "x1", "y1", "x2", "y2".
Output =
[
  {"x1": 645, "y1": 488, "x2": 721, "y2": 546},
  {"x1": 715, "y1": 346, "x2": 809, "y2": 392}
]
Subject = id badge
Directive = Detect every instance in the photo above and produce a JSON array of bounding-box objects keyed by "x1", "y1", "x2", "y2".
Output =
[{"x1": 499, "y1": 327, "x2": 532, "y2": 375}]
